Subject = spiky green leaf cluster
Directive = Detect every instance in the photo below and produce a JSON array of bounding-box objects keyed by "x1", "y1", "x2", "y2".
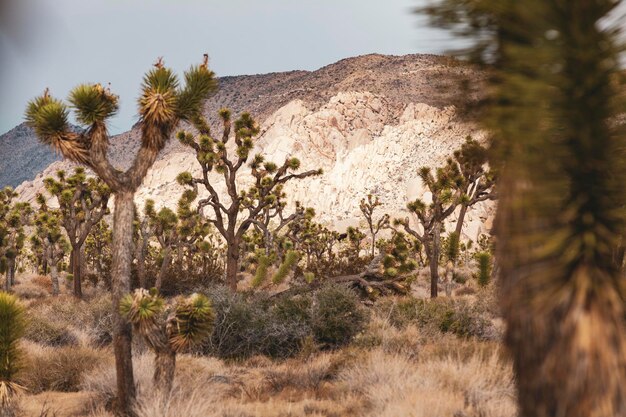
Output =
[
  {"x1": 169, "y1": 293, "x2": 214, "y2": 352},
  {"x1": 272, "y1": 250, "x2": 300, "y2": 284},
  {"x1": 25, "y1": 94, "x2": 70, "y2": 141},
  {"x1": 69, "y1": 83, "x2": 119, "y2": 125},
  {"x1": 0, "y1": 292, "x2": 25, "y2": 406},
  {"x1": 176, "y1": 65, "x2": 218, "y2": 120}
]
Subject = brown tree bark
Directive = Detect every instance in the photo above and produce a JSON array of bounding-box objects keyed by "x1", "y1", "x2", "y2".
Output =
[
  {"x1": 50, "y1": 265, "x2": 60, "y2": 296},
  {"x1": 225, "y1": 235, "x2": 239, "y2": 291},
  {"x1": 429, "y1": 223, "x2": 441, "y2": 298},
  {"x1": 454, "y1": 204, "x2": 468, "y2": 238},
  {"x1": 153, "y1": 350, "x2": 176, "y2": 394},
  {"x1": 110, "y1": 191, "x2": 136, "y2": 415},
  {"x1": 71, "y1": 249, "x2": 83, "y2": 298},
  {"x1": 155, "y1": 248, "x2": 171, "y2": 292}
]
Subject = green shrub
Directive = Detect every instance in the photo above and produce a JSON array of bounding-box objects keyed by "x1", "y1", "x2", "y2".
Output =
[
  {"x1": 311, "y1": 284, "x2": 368, "y2": 347},
  {"x1": 271, "y1": 250, "x2": 299, "y2": 284},
  {"x1": 206, "y1": 287, "x2": 312, "y2": 359},
  {"x1": 476, "y1": 252, "x2": 492, "y2": 287},
  {"x1": 202, "y1": 284, "x2": 369, "y2": 358},
  {"x1": 204, "y1": 287, "x2": 264, "y2": 358},
  {"x1": 85, "y1": 294, "x2": 114, "y2": 347},
  {"x1": 251, "y1": 254, "x2": 271, "y2": 288},
  {"x1": 378, "y1": 296, "x2": 490, "y2": 339}
]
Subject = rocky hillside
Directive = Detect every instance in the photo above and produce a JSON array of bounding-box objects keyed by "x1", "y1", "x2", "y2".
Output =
[
  {"x1": 0, "y1": 123, "x2": 60, "y2": 188},
  {"x1": 12, "y1": 54, "x2": 493, "y2": 240}
]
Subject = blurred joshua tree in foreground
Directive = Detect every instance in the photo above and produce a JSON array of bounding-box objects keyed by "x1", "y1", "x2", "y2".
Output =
[
  {"x1": 422, "y1": 0, "x2": 626, "y2": 416},
  {"x1": 177, "y1": 111, "x2": 321, "y2": 290},
  {"x1": 25, "y1": 56, "x2": 217, "y2": 415}
]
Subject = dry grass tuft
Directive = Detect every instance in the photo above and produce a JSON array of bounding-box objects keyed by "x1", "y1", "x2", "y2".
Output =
[
  {"x1": 339, "y1": 347, "x2": 516, "y2": 417},
  {"x1": 19, "y1": 342, "x2": 109, "y2": 394}
]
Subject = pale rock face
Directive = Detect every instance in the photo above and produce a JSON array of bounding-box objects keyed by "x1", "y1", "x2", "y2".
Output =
[{"x1": 16, "y1": 91, "x2": 495, "y2": 243}]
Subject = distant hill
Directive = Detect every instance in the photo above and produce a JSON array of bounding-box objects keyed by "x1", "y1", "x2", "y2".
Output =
[
  {"x1": 0, "y1": 123, "x2": 60, "y2": 188},
  {"x1": 7, "y1": 53, "x2": 494, "y2": 240}
]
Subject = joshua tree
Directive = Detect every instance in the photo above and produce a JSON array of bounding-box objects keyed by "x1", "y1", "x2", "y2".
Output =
[
  {"x1": 422, "y1": 0, "x2": 626, "y2": 415},
  {"x1": 148, "y1": 206, "x2": 179, "y2": 291},
  {"x1": 450, "y1": 137, "x2": 496, "y2": 238},
  {"x1": 0, "y1": 190, "x2": 31, "y2": 292},
  {"x1": 120, "y1": 289, "x2": 214, "y2": 394},
  {"x1": 31, "y1": 195, "x2": 69, "y2": 295},
  {"x1": 25, "y1": 56, "x2": 217, "y2": 415},
  {"x1": 177, "y1": 111, "x2": 321, "y2": 290},
  {"x1": 84, "y1": 219, "x2": 113, "y2": 289},
  {"x1": 134, "y1": 200, "x2": 156, "y2": 290},
  {"x1": 0, "y1": 292, "x2": 25, "y2": 415},
  {"x1": 43, "y1": 168, "x2": 110, "y2": 297},
  {"x1": 396, "y1": 164, "x2": 462, "y2": 297},
  {"x1": 344, "y1": 226, "x2": 366, "y2": 263},
  {"x1": 332, "y1": 230, "x2": 417, "y2": 297},
  {"x1": 359, "y1": 194, "x2": 389, "y2": 257}
]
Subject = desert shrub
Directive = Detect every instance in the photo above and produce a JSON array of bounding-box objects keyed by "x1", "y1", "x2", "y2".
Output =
[
  {"x1": 19, "y1": 345, "x2": 105, "y2": 393},
  {"x1": 24, "y1": 314, "x2": 78, "y2": 346},
  {"x1": 12, "y1": 283, "x2": 49, "y2": 299},
  {"x1": 24, "y1": 294, "x2": 114, "y2": 348},
  {"x1": 204, "y1": 286, "x2": 265, "y2": 358},
  {"x1": 85, "y1": 294, "x2": 114, "y2": 347},
  {"x1": 258, "y1": 315, "x2": 311, "y2": 358},
  {"x1": 311, "y1": 284, "x2": 368, "y2": 348},
  {"x1": 455, "y1": 285, "x2": 477, "y2": 296},
  {"x1": 377, "y1": 297, "x2": 491, "y2": 339},
  {"x1": 204, "y1": 287, "x2": 310, "y2": 359},
  {"x1": 272, "y1": 294, "x2": 312, "y2": 323},
  {"x1": 201, "y1": 284, "x2": 368, "y2": 358}
]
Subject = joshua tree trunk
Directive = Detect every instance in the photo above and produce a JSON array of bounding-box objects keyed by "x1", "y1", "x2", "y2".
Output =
[
  {"x1": 110, "y1": 191, "x2": 136, "y2": 414},
  {"x1": 71, "y1": 249, "x2": 82, "y2": 298},
  {"x1": 50, "y1": 265, "x2": 60, "y2": 296},
  {"x1": 454, "y1": 204, "x2": 468, "y2": 238},
  {"x1": 153, "y1": 349, "x2": 176, "y2": 394},
  {"x1": 429, "y1": 223, "x2": 441, "y2": 298},
  {"x1": 136, "y1": 243, "x2": 148, "y2": 289},
  {"x1": 4, "y1": 260, "x2": 15, "y2": 291},
  {"x1": 155, "y1": 248, "x2": 171, "y2": 292},
  {"x1": 225, "y1": 232, "x2": 240, "y2": 291}
]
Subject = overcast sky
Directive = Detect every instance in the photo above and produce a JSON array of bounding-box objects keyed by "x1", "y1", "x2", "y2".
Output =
[{"x1": 0, "y1": 0, "x2": 464, "y2": 134}]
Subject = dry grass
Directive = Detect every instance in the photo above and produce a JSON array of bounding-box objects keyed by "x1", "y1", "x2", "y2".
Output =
[
  {"x1": 77, "y1": 338, "x2": 515, "y2": 417},
  {"x1": 19, "y1": 342, "x2": 110, "y2": 394},
  {"x1": 14, "y1": 277, "x2": 515, "y2": 417},
  {"x1": 339, "y1": 347, "x2": 516, "y2": 417}
]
